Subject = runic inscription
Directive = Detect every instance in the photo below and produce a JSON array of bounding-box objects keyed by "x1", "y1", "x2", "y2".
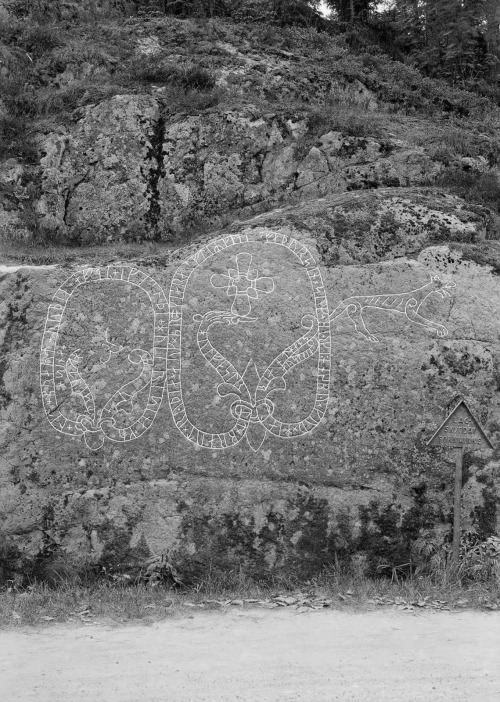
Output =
[
  {"x1": 39, "y1": 265, "x2": 168, "y2": 450},
  {"x1": 168, "y1": 231, "x2": 331, "y2": 451},
  {"x1": 40, "y1": 235, "x2": 456, "y2": 451}
]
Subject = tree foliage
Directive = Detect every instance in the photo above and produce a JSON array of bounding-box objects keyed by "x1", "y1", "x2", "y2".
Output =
[
  {"x1": 159, "y1": 0, "x2": 326, "y2": 26},
  {"x1": 326, "y1": 0, "x2": 375, "y2": 23},
  {"x1": 381, "y1": 0, "x2": 500, "y2": 88}
]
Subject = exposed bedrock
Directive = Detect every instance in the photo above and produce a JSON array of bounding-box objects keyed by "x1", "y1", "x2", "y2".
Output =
[
  {"x1": 16, "y1": 96, "x2": 446, "y2": 244},
  {"x1": 1, "y1": 188, "x2": 499, "y2": 581}
]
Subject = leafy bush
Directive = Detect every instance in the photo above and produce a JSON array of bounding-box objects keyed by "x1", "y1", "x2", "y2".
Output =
[
  {"x1": 457, "y1": 533, "x2": 500, "y2": 584},
  {"x1": 413, "y1": 531, "x2": 500, "y2": 585},
  {"x1": 142, "y1": 553, "x2": 184, "y2": 587}
]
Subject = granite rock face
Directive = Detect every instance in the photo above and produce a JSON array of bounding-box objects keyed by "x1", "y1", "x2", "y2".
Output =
[
  {"x1": 28, "y1": 99, "x2": 441, "y2": 243},
  {"x1": 35, "y1": 95, "x2": 161, "y2": 243},
  {"x1": 1, "y1": 188, "x2": 499, "y2": 582},
  {"x1": 1, "y1": 16, "x2": 499, "y2": 582}
]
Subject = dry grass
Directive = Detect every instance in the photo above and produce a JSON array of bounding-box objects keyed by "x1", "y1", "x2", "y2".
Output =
[
  {"x1": 306, "y1": 100, "x2": 389, "y2": 140},
  {"x1": 1, "y1": 567, "x2": 498, "y2": 630},
  {"x1": 0, "y1": 237, "x2": 179, "y2": 266},
  {"x1": 415, "y1": 123, "x2": 500, "y2": 166}
]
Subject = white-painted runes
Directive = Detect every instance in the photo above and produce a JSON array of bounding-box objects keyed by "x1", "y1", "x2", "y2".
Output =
[
  {"x1": 167, "y1": 232, "x2": 331, "y2": 452},
  {"x1": 40, "y1": 265, "x2": 168, "y2": 450},
  {"x1": 41, "y1": 241, "x2": 456, "y2": 453}
]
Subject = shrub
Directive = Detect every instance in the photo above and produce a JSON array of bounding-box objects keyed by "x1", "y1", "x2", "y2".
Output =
[{"x1": 458, "y1": 533, "x2": 500, "y2": 584}]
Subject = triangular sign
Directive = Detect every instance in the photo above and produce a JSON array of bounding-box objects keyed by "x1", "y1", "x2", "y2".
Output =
[{"x1": 427, "y1": 399, "x2": 493, "y2": 450}]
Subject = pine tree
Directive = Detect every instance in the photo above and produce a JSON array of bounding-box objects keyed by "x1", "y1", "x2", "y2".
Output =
[
  {"x1": 484, "y1": 0, "x2": 500, "y2": 76},
  {"x1": 326, "y1": 0, "x2": 374, "y2": 23},
  {"x1": 391, "y1": 0, "x2": 499, "y2": 87}
]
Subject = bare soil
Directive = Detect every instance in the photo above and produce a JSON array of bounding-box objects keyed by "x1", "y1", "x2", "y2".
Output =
[{"x1": 1, "y1": 607, "x2": 499, "y2": 701}]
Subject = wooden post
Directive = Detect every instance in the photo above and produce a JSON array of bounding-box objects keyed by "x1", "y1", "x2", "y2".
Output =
[{"x1": 452, "y1": 446, "x2": 463, "y2": 565}]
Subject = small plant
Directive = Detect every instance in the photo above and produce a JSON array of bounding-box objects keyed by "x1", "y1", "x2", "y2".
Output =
[
  {"x1": 414, "y1": 532, "x2": 500, "y2": 586},
  {"x1": 458, "y1": 532, "x2": 500, "y2": 584},
  {"x1": 143, "y1": 553, "x2": 184, "y2": 587}
]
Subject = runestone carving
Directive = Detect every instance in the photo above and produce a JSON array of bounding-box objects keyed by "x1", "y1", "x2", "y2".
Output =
[
  {"x1": 167, "y1": 231, "x2": 331, "y2": 451},
  {"x1": 40, "y1": 265, "x2": 168, "y2": 450},
  {"x1": 40, "y1": 236, "x2": 456, "y2": 452}
]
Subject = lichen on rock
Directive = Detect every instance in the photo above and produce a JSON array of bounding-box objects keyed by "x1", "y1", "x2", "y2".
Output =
[{"x1": 35, "y1": 95, "x2": 161, "y2": 243}]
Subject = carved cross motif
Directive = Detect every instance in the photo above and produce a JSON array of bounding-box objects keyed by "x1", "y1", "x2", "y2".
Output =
[{"x1": 210, "y1": 252, "x2": 274, "y2": 316}]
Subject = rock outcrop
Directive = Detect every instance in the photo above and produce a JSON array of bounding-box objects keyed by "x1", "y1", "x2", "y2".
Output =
[
  {"x1": 33, "y1": 101, "x2": 440, "y2": 243},
  {"x1": 1, "y1": 187, "x2": 499, "y2": 581},
  {"x1": 36, "y1": 95, "x2": 161, "y2": 242},
  {"x1": 1, "y1": 15, "x2": 499, "y2": 583}
]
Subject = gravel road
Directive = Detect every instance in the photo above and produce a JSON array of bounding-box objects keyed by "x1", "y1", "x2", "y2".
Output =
[{"x1": 1, "y1": 608, "x2": 499, "y2": 701}]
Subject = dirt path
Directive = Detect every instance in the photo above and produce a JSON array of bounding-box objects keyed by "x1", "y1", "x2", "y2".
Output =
[{"x1": 0, "y1": 608, "x2": 499, "y2": 701}]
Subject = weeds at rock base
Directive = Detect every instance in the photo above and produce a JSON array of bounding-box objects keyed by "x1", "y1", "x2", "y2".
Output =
[{"x1": 1, "y1": 566, "x2": 499, "y2": 629}]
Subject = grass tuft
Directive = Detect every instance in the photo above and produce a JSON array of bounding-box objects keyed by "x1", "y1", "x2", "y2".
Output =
[
  {"x1": 0, "y1": 567, "x2": 498, "y2": 629},
  {"x1": 130, "y1": 57, "x2": 216, "y2": 91},
  {"x1": 306, "y1": 99, "x2": 387, "y2": 140}
]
